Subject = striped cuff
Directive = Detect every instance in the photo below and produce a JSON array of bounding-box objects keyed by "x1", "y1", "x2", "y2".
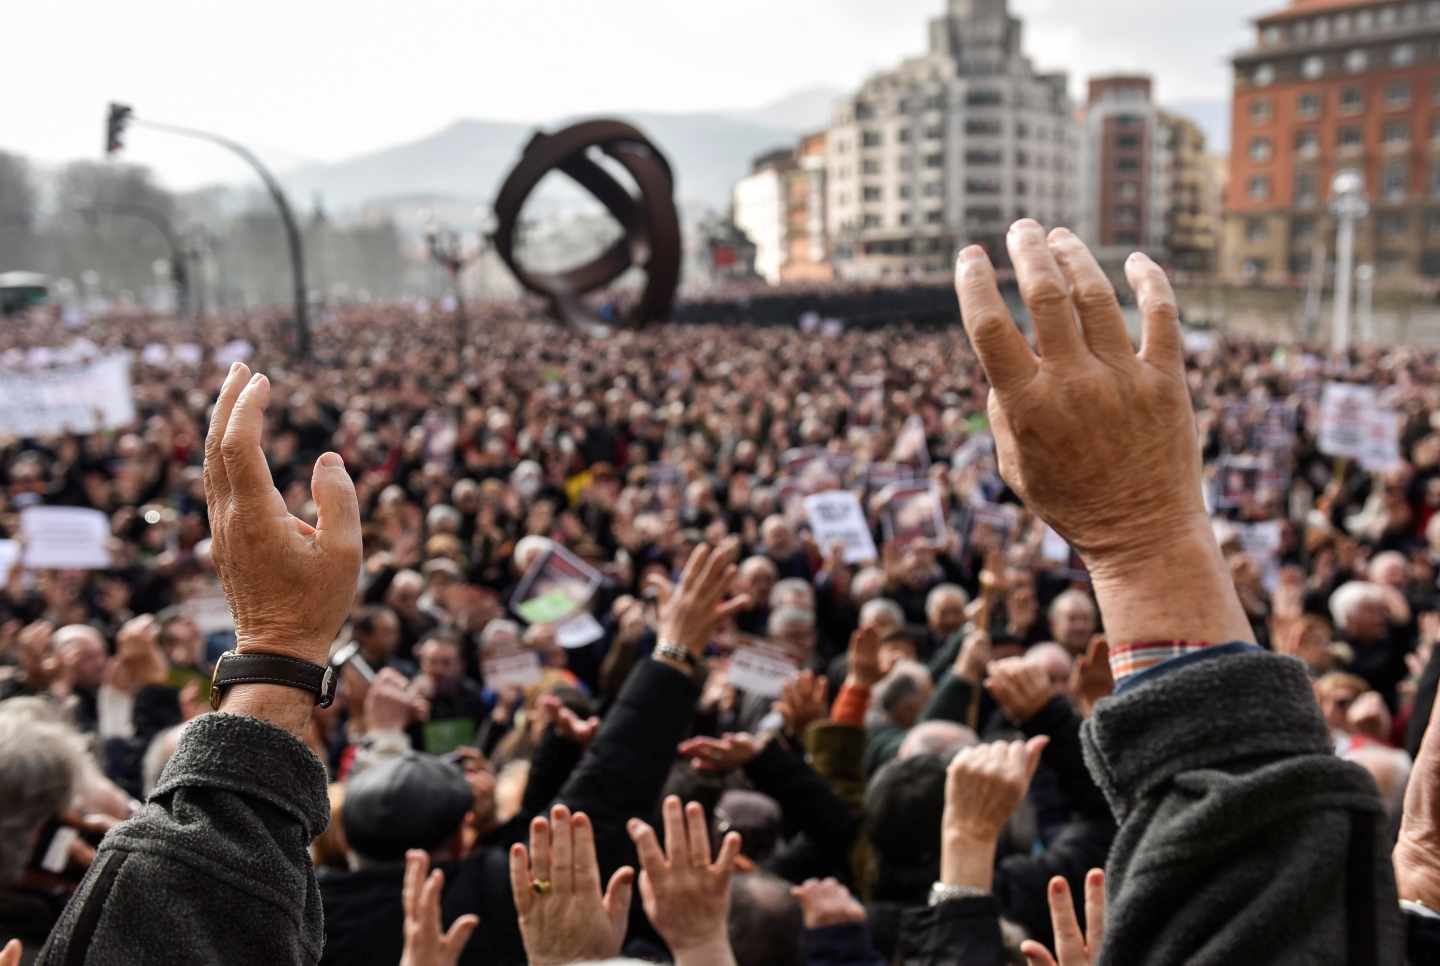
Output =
[{"x1": 1109, "y1": 641, "x2": 1213, "y2": 687}]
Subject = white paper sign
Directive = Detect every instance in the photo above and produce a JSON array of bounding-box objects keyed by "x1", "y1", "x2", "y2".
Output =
[
  {"x1": 555, "y1": 611, "x2": 605, "y2": 650},
  {"x1": 215, "y1": 340, "x2": 254, "y2": 366},
  {"x1": 727, "y1": 643, "x2": 800, "y2": 699},
  {"x1": 0, "y1": 354, "x2": 136, "y2": 438},
  {"x1": 0, "y1": 540, "x2": 19, "y2": 578},
  {"x1": 1318, "y1": 382, "x2": 1400, "y2": 472},
  {"x1": 804, "y1": 491, "x2": 878, "y2": 564},
  {"x1": 1234, "y1": 520, "x2": 1284, "y2": 592},
  {"x1": 19, "y1": 507, "x2": 112, "y2": 570},
  {"x1": 482, "y1": 650, "x2": 544, "y2": 690}
]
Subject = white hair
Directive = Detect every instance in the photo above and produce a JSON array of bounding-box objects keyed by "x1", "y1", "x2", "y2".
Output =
[
  {"x1": 925, "y1": 584, "x2": 969, "y2": 618},
  {"x1": 0, "y1": 712, "x2": 86, "y2": 885},
  {"x1": 481, "y1": 618, "x2": 522, "y2": 648},
  {"x1": 769, "y1": 578, "x2": 816, "y2": 612},
  {"x1": 860, "y1": 598, "x2": 905, "y2": 629},
  {"x1": 1049, "y1": 589, "x2": 1097, "y2": 622},
  {"x1": 142, "y1": 722, "x2": 190, "y2": 798},
  {"x1": 1329, "y1": 581, "x2": 1385, "y2": 630},
  {"x1": 766, "y1": 607, "x2": 816, "y2": 638}
]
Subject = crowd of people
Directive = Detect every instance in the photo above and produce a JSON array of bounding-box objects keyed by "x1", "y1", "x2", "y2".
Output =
[{"x1": 3, "y1": 221, "x2": 1440, "y2": 963}]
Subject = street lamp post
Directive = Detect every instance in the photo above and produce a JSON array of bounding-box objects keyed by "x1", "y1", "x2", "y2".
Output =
[
  {"x1": 1330, "y1": 170, "x2": 1368, "y2": 355},
  {"x1": 104, "y1": 102, "x2": 312, "y2": 359},
  {"x1": 424, "y1": 222, "x2": 489, "y2": 353}
]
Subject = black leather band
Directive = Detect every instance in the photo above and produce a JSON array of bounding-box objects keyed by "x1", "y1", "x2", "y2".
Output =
[{"x1": 210, "y1": 650, "x2": 336, "y2": 711}]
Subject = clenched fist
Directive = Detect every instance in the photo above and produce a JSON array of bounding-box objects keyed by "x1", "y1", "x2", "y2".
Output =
[{"x1": 204, "y1": 363, "x2": 362, "y2": 665}]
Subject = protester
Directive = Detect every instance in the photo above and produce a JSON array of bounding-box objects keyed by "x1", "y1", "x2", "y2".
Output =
[{"x1": 4, "y1": 222, "x2": 1440, "y2": 963}]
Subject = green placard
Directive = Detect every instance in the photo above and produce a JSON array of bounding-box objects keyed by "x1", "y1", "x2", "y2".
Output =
[{"x1": 422, "y1": 718, "x2": 477, "y2": 756}]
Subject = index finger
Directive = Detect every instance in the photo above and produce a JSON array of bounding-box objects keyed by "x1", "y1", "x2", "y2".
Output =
[
  {"x1": 203, "y1": 362, "x2": 250, "y2": 510},
  {"x1": 1046, "y1": 876, "x2": 1086, "y2": 962},
  {"x1": 219, "y1": 373, "x2": 277, "y2": 508},
  {"x1": 1126, "y1": 252, "x2": 1183, "y2": 372},
  {"x1": 955, "y1": 246, "x2": 1039, "y2": 396},
  {"x1": 1084, "y1": 868, "x2": 1106, "y2": 952}
]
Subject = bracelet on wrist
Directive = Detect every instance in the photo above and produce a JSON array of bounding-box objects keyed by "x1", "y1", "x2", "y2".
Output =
[{"x1": 653, "y1": 638, "x2": 699, "y2": 669}]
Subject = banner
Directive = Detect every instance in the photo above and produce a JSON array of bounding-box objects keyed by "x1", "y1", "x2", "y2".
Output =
[
  {"x1": 804, "y1": 490, "x2": 878, "y2": 564},
  {"x1": 1319, "y1": 383, "x2": 1400, "y2": 471},
  {"x1": 880, "y1": 483, "x2": 947, "y2": 549},
  {"x1": 19, "y1": 507, "x2": 112, "y2": 570},
  {"x1": 0, "y1": 354, "x2": 136, "y2": 438},
  {"x1": 727, "y1": 642, "x2": 801, "y2": 698}
]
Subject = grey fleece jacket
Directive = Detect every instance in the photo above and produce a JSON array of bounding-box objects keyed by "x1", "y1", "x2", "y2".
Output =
[
  {"x1": 38, "y1": 713, "x2": 330, "y2": 966},
  {"x1": 1081, "y1": 649, "x2": 1404, "y2": 966}
]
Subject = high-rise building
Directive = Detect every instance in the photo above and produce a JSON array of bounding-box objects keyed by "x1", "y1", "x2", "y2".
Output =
[
  {"x1": 824, "y1": 0, "x2": 1077, "y2": 280},
  {"x1": 731, "y1": 135, "x2": 834, "y2": 285},
  {"x1": 1224, "y1": 0, "x2": 1440, "y2": 286},
  {"x1": 1078, "y1": 76, "x2": 1221, "y2": 271}
]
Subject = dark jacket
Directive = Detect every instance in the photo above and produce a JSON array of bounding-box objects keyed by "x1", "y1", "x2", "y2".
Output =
[
  {"x1": 1081, "y1": 647, "x2": 1404, "y2": 965},
  {"x1": 38, "y1": 712, "x2": 331, "y2": 965},
  {"x1": 743, "y1": 736, "x2": 861, "y2": 885},
  {"x1": 804, "y1": 921, "x2": 886, "y2": 966},
  {"x1": 893, "y1": 896, "x2": 1006, "y2": 966}
]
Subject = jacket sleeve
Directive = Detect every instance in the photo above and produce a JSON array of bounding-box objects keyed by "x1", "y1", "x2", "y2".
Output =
[
  {"x1": 520, "y1": 726, "x2": 586, "y2": 819},
  {"x1": 1081, "y1": 649, "x2": 1405, "y2": 965},
  {"x1": 745, "y1": 737, "x2": 860, "y2": 883},
  {"x1": 39, "y1": 712, "x2": 331, "y2": 966},
  {"x1": 804, "y1": 922, "x2": 887, "y2": 966},
  {"x1": 992, "y1": 816, "x2": 1115, "y2": 949},
  {"x1": 556, "y1": 657, "x2": 700, "y2": 876},
  {"x1": 894, "y1": 896, "x2": 1006, "y2": 966}
]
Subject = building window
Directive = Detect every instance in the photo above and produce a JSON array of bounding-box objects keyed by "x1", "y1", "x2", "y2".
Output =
[
  {"x1": 1249, "y1": 98, "x2": 1272, "y2": 123},
  {"x1": 862, "y1": 129, "x2": 882, "y2": 148},
  {"x1": 1293, "y1": 215, "x2": 1316, "y2": 243},
  {"x1": 1297, "y1": 92, "x2": 1322, "y2": 118},
  {"x1": 1296, "y1": 171, "x2": 1319, "y2": 206},
  {"x1": 965, "y1": 179, "x2": 1001, "y2": 195},
  {"x1": 1117, "y1": 158, "x2": 1141, "y2": 172},
  {"x1": 923, "y1": 181, "x2": 944, "y2": 197},
  {"x1": 1246, "y1": 218, "x2": 1269, "y2": 242},
  {"x1": 1118, "y1": 182, "x2": 1139, "y2": 200},
  {"x1": 965, "y1": 119, "x2": 1003, "y2": 136},
  {"x1": 1384, "y1": 121, "x2": 1410, "y2": 145},
  {"x1": 1254, "y1": 63, "x2": 1276, "y2": 86},
  {"x1": 924, "y1": 125, "x2": 945, "y2": 140},
  {"x1": 1243, "y1": 258, "x2": 1269, "y2": 276},
  {"x1": 862, "y1": 214, "x2": 882, "y2": 228},
  {"x1": 1262, "y1": 25, "x2": 1282, "y2": 45},
  {"x1": 1117, "y1": 134, "x2": 1142, "y2": 149},
  {"x1": 925, "y1": 210, "x2": 944, "y2": 225},
  {"x1": 862, "y1": 159, "x2": 882, "y2": 175},
  {"x1": 1356, "y1": 9, "x2": 1374, "y2": 29},
  {"x1": 1378, "y1": 213, "x2": 1408, "y2": 239},
  {"x1": 925, "y1": 153, "x2": 945, "y2": 168},
  {"x1": 1386, "y1": 82, "x2": 1411, "y2": 108},
  {"x1": 1339, "y1": 125, "x2": 1363, "y2": 149},
  {"x1": 898, "y1": 184, "x2": 912, "y2": 200},
  {"x1": 1344, "y1": 49, "x2": 1368, "y2": 73},
  {"x1": 1427, "y1": 210, "x2": 1440, "y2": 238},
  {"x1": 1341, "y1": 87, "x2": 1364, "y2": 114},
  {"x1": 898, "y1": 212, "x2": 911, "y2": 226},
  {"x1": 964, "y1": 150, "x2": 1001, "y2": 165},
  {"x1": 1383, "y1": 162, "x2": 1408, "y2": 201},
  {"x1": 1294, "y1": 129, "x2": 1320, "y2": 155},
  {"x1": 1394, "y1": 43, "x2": 1417, "y2": 65},
  {"x1": 966, "y1": 89, "x2": 1003, "y2": 107},
  {"x1": 862, "y1": 186, "x2": 882, "y2": 202},
  {"x1": 1248, "y1": 175, "x2": 1271, "y2": 200},
  {"x1": 897, "y1": 128, "x2": 912, "y2": 143},
  {"x1": 1249, "y1": 137, "x2": 1274, "y2": 162},
  {"x1": 1301, "y1": 55, "x2": 1325, "y2": 79}
]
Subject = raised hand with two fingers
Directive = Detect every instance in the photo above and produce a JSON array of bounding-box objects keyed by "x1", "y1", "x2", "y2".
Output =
[
  {"x1": 1020, "y1": 870, "x2": 1106, "y2": 966},
  {"x1": 399, "y1": 850, "x2": 479, "y2": 966}
]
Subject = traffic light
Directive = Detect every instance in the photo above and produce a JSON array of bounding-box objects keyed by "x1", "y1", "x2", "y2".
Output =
[{"x1": 105, "y1": 102, "x2": 133, "y2": 157}]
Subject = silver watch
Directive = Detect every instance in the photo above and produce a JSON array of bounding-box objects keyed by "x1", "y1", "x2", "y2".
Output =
[{"x1": 928, "y1": 882, "x2": 989, "y2": 906}]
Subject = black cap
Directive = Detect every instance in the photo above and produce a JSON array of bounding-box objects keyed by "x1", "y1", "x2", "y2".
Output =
[{"x1": 342, "y1": 752, "x2": 473, "y2": 861}]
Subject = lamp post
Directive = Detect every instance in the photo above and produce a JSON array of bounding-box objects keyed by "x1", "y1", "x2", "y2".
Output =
[
  {"x1": 424, "y1": 220, "x2": 490, "y2": 353},
  {"x1": 104, "y1": 102, "x2": 312, "y2": 359},
  {"x1": 1330, "y1": 169, "x2": 1368, "y2": 355}
]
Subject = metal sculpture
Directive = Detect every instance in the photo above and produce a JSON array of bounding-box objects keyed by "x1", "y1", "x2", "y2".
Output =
[{"x1": 491, "y1": 120, "x2": 681, "y2": 328}]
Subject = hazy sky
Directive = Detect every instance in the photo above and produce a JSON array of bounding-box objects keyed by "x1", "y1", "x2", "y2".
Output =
[{"x1": 4, "y1": 0, "x2": 1273, "y2": 188}]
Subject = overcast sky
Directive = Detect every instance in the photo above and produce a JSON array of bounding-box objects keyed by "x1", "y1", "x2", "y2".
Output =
[{"x1": 3, "y1": 0, "x2": 1272, "y2": 189}]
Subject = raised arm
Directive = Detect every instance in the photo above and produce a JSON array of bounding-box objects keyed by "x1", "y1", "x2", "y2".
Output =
[{"x1": 954, "y1": 223, "x2": 1401, "y2": 963}]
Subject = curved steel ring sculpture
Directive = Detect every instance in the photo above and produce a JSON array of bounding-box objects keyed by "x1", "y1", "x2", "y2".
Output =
[{"x1": 491, "y1": 119, "x2": 681, "y2": 328}]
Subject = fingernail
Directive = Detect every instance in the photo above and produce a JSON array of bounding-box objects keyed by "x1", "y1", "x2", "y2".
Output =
[
  {"x1": 248, "y1": 372, "x2": 263, "y2": 386},
  {"x1": 319, "y1": 452, "x2": 343, "y2": 468},
  {"x1": 956, "y1": 245, "x2": 983, "y2": 264},
  {"x1": 228, "y1": 362, "x2": 242, "y2": 376}
]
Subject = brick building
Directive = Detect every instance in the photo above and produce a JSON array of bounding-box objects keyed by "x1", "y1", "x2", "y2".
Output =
[{"x1": 1224, "y1": 0, "x2": 1440, "y2": 286}]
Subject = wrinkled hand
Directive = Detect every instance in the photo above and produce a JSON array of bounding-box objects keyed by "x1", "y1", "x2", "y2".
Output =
[
  {"x1": 985, "y1": 656, "x2": 1054, "y2": 724},
  {"x1": 537, "y1": 693, "x2": 600, "y2": 745},
  {"x1": 655, "y1": 539, "x2": 751, "y2": 658},
  {"x1": 1396, "y1": 687, "x2": 1440, "y2": 909},
  {"x1": 790, "y1": 878, "x2": 866, "y2": 929},
  {"x1": 400, "y1": 850, "x2": 479, "y2": 966},
  {"x1": 366, "y1": 668, "x2": 428, "y2": 733},
  {"x1": 629, "y1": 796, "x2": 741, "y2": 961},
  {"x1": 1021, "y1": 870, "x2": 1106, "y2": 966},
  {"x1": 510, "y1": 805, "x2": 635, "y2": 966},
  {"x1": 776, "y1": 671, "x2": 829, "y2": 738},
  {"x1": 204, "y1": 363, "x2": 362, "y2": 664},
  {"x1": 955, "y1": 630, "x2": 992, "y2": 684},
  {"x1": 677, "y1": 732, "x2": 764, "y2": 774},
  {"x1": 954, "y1": 224, "x2": 1199, "y2": 571},
  {"x1": 941, "y1": 737, "x2": 1048, "y2": 889},
  {"x1": 107, "y1": 615, "x2": 169, "y2": 693},
  {"x1": 845, "y1": 624, "x2": 883, "y2": 689}
]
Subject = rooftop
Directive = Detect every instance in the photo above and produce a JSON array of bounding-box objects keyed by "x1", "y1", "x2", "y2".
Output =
[{"x1": 1256, "y1": 0, "x2": 1387, "y2": 25}]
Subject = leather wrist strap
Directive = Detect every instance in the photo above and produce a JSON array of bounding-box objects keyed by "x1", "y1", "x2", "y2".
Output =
[{"x1": 210, "y1": 650, "x2": 337, "y2": 711}]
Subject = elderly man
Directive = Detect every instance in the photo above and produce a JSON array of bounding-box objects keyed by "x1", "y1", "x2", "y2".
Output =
[
  {"x1": 1331, "y1": 580, "x2": 1412, "y2": 710},
  {"x1": 51, "y1": 625, "x2": 113, "y2": 737},
  {"x1": 1047, "y1": 589, "x2": 1098, "y2": 656},
  {"x1": 411, "y1": 632, "x2": 492, "y2": 755},
  {"x1": 733, "y1": 555, "x2": 780, "y2": 636},
  {"x1": 924, "y1": 584, "x2": 969, "y2": 659}
]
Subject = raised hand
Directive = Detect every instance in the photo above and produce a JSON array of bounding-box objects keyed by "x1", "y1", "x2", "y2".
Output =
[
  {"x1": 677, "y1": 732, "x2": 764, "y2": 774},
  {"x1": 1071, "y1": 636, "x2": 1113, "y2": 718},
  {"x1": 628, "y1": 795, "x2": 741, "y2": 964},
  {"x1": 509, "y1": 805, "x2": 634, "y2": 966},
  {"x1": 654, "y1": 538, "x2": 751, "y2": 662},
  {"x1": 203, "y1": 363, "x2": 362, "y2": 665},
  {"x1": 954, "y1": 223, "x2": 1254, "y2": 649},
  {"x1": 1020, "y1": 870, "x2": 1106, "y2": 966},
  {"x1": 985, "y1": 656, "x2": 1055, "y2": 724},
  {"x1": 107, "y1": 614, "x2": 169, "y2": 693},
  {"x1": 399, "y1": 850, "x2": 479, "y2": 966},
  {"x1": 941, "y1": 736, "x2": 1048, "y2": 890},
  {"x1": 537, "y1": 693, "x2": 600, "y2": 746},
  {"x1": 365, "y1": 667, "x2": 428, "y2": 733},
  {"x1": 954, "y1": 629, "x2": 993, "y2": 685},
  {"x1": 845, "y1": 624, "x2": 884, "y2": 689},
  {"x1": 791, "y1": 877, "x2": 866, "y2": 929},
  {"x1": 776, "y1": 670, "x2": 829, "y2": 738},
  {"x1": 1396, "y1": 678, "x2": 1440, "y2": 911}
]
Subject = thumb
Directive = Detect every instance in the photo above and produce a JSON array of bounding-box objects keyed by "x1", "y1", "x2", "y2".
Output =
[
  {"x1": 603, "y1": 866, "x2": 635, "y2": 934},
  {"x1": 1021, "y1": 735, "x2": 1050, "y2": 782},
  {"x1": 312, "y1": 452, "x2": 362, "y2": 558},
  {"x1": 1018, "y1": 940, "x2": 1058, "y2": 966},
  {"x1": 443, "y1": 914, "x2": 480, "y2": 955}
]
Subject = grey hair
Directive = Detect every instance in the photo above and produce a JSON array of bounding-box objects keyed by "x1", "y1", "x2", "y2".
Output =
[
  {"x1": 925, "y1": 583, "x2": 969, "y2": 618},
  {"x1": 142, "y1": 723, "x2": 190, "y2": 799},
  {"x1": 1048, "y1": 588, "x2": 1097, "y2": 622},
  {"x1": 425, "y1": 504, "x2": 463, "y2": 534},
  {"x1": 860, "y1": 597, "x2": 905, "y2": 629},
  {"x1": 1329, "y1": 581, "x2": 1385, "y2": 630},
  {"x1": 0, "y1": 711, "x2": 86, "y2": 885},
  {"x1": 769, "y1": 578, "x2": 816, "y2": 612},
  {"x1": 480, "y1": 618, "x2": 522, "y2": 648},
  {"x1": 766, "y1": 606, "x2": 815, "y2": 638},
  {"x1": 869, "y1": 659, "x2": 933, "y2": 724},
  {"x1": 898, "y1": 720, "x2": 978, "y2": 761}
]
